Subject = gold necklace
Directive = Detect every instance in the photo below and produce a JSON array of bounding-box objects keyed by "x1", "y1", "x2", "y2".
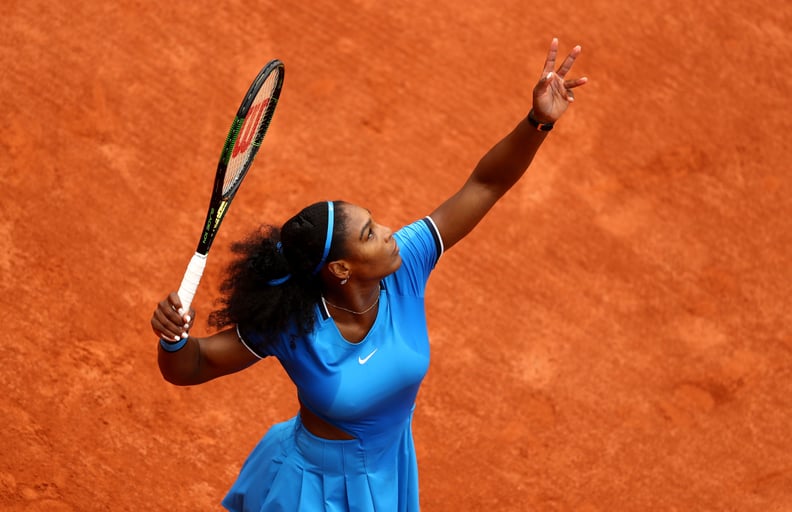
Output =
[{"x1": 322, "y1": 294, "x2": 380, "y2": 315}]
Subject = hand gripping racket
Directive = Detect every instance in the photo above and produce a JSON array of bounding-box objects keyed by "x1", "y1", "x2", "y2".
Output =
[{"x1": 177, "y1": 59, "x2": 284, "y2": 314}]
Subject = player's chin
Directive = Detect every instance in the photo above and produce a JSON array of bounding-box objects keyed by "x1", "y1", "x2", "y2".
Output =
[
  {"x1": 380, "y1": 253, "x2": 400, "y2": 275},
  {"x1": 390, "y1": 254, "x2": 403, "y2": 273}
]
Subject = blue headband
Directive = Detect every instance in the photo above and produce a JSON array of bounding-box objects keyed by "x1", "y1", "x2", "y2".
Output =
[
  {"x1": 266, "y1": 241, "x2": 291, "y2": 286},
  {"x1": 312, "y1": 201, "x2": 334, "y2": 275}
]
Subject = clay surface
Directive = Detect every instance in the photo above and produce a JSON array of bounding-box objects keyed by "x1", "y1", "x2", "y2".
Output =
[{"x1": 2, "y1": 1, "x2": 791, "y2": 510}]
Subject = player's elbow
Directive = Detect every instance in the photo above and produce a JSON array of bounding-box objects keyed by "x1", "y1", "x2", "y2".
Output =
[
  {"x1": 160, "y1": 371, "x2": 196, "y2": 387},
  {"x1": 157, "y1": 354, "x2": 203, "y2": 387}
]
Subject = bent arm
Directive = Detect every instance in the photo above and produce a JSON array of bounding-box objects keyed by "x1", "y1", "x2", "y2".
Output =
[
  {"x1": 158, "y1": 327, "x2": 260, "y2": 386},
  {"x1": 152, "y1": 292, "x2": 259, "y2": 386}
]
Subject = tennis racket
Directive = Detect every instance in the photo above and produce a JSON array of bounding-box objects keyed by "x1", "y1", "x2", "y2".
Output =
[{"x1": 177, "y1": 59, "x2": 285, "y2": 314}]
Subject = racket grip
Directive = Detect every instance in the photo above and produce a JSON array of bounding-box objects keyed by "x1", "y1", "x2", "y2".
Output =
[{"x1": 177, "y1": 252, "x2": 208, "y2": 314}]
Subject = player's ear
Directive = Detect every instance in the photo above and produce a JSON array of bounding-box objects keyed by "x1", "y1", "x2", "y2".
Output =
[{"x1": 327, "y1": 260, "x2": 350, "y2": 282}]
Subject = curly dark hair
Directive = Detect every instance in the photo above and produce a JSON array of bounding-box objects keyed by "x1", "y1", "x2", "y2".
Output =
[{"x1": 208, "y1": 200, "x2": 350, "y2": 346}]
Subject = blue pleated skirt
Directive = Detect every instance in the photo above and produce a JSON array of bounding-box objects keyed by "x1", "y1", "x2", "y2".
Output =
[{"x1": 222, "y1": 413, "x2": 420, "y2": 511}]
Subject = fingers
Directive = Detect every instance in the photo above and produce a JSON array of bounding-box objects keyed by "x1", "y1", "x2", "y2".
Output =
[
  {"x1": 151, "y1": 293, "x2": 193, "y2": 341},
  {"x1": 565, "y1": 76, "x2": 589, "y2": 89},
  {"x1": 541, "y1": 37, "x2": 583, "y2": 78},
  {"x1": 168, "y1": 291, "x2": 184, "y2": 314},
  {"x1": 541, "y1": 37, "x2": 559, "y2": 77},
  {"x1": 555, "y1": 45, "x2": 581, "y2": 79},
  {"x1": 532, "y1": 39, "x2": 588, "y2": 119},
  {"x1": 541, "y1": 72, "x2": 583, "y2": 102},
  {"x1": 167, "y1": 291, "x2": 193, "y2": 331},
  {"x1": 562, "y1": 76, "x2": 588, "y2": 103}
]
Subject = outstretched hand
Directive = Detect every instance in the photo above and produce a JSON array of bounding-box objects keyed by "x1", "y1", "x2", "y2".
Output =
[{"x1": 531, "y1": 38, "x2": 588, "y2": 123}]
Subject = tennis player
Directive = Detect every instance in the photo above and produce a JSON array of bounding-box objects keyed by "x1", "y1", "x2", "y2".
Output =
[{"x1": 151, "y1": 38, "x2": 587, "y2": 511}]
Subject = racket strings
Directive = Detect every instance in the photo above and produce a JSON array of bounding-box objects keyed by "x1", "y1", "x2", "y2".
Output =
[{"x1": 223, "y1": 68, "x2": 283, "y2": 196}]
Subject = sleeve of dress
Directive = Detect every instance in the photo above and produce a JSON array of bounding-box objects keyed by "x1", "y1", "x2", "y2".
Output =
[
  {"x1": 236, "y1": 323, "x2": 279, "y2": 359},
  {"x1": 390, "y1": 216, "x2": 444, "y2": 296}
]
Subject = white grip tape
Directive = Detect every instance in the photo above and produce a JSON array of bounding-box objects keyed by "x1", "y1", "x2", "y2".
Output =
[{"x1": 177, "y1": 252, "x2": 208, "y2": 313}]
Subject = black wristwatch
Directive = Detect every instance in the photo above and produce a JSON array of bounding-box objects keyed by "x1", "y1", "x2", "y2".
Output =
[{"x1": 527, "y1": 109, "x2": 554, "y2": 132}]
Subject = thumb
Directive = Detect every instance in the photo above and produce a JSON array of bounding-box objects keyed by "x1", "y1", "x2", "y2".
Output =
[
  {"x1": 538, "y1": 72, "x2": 554, "y2": 87},
  {"x1": 535, "y1": 71, "x2": 554, "y2": 92}
]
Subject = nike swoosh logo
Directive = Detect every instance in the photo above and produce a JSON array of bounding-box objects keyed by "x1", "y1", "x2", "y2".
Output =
[{"x1": 358, "y1": 348, "x2": 378, "y2": 365}]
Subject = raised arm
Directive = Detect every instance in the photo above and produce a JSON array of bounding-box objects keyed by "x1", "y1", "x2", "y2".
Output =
[{"x1": 430, "y1": 38, "x2": 587, "y2": 251}]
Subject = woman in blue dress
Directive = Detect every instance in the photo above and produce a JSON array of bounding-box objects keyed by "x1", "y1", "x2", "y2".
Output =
[{"x1": 151, "y1": 38, "x2": 587, "y2": 511}]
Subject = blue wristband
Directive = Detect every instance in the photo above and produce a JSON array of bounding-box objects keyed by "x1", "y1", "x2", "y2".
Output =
[{"x1": 159, "y1": 337, "x2": 188, "y2": 352}]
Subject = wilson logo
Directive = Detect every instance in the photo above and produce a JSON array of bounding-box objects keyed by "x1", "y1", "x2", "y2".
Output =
[{"x1": 231, "y1": 99, "x2": 269, "y2": 158}]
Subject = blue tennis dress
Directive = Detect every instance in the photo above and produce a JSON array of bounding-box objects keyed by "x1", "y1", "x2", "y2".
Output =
[{"x1": 222, "y1": 218, "x2": 444, "y2": 512}]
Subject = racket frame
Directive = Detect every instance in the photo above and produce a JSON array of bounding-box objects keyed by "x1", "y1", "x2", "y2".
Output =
[{"x1": 176, "y1": 59, "x2": 284, "y2": 314}]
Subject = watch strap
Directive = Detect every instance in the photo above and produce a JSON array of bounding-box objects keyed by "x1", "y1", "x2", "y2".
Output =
[{"x1": 527, "y1": 109, "x2": 554, "y2": 131}]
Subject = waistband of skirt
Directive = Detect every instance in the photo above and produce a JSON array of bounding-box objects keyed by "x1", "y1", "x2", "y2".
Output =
[{"x1": 293, "y1": 417, "x2": 368, "y2": 474}]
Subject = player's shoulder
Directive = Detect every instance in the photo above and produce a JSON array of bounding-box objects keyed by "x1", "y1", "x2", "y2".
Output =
[{"x1": 395, "y1": 217, "x2": 444, "y2": 260}]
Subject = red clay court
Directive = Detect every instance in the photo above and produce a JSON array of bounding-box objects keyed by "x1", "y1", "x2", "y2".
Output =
[{"x1": 2, "y1": 1, "x2": 791, "y2": 510}]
